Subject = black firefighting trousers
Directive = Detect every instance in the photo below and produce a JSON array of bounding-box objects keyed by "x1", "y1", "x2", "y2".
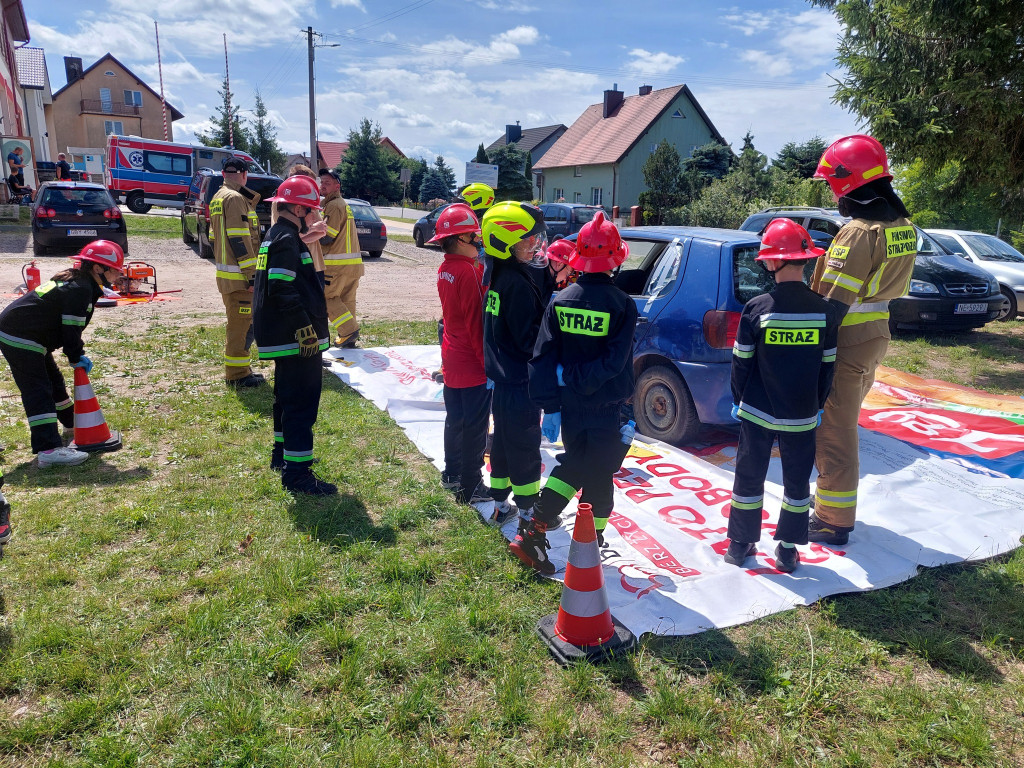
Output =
[
  {"x1": 272, "y1": 353, "x2": 323, "y2": 483},
  {"x1": 0, "y1": 343, "x2": 74, "y2": 453},
  {"x1": 488, "y1": 382, "x2": 541, "y2": 511}
]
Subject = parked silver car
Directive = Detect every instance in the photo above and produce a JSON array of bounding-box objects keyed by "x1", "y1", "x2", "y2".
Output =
[{"x1": 925, "y1": 229, "x2": 1024, "y2": 321}]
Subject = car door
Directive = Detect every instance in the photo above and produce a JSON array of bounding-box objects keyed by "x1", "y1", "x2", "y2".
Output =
[
  {"x1": 544, "y1": 205, "x2": 569, "y2": 238},
  {"x1": 620, "y1": 237, "x2": 691, "y2": 355}
]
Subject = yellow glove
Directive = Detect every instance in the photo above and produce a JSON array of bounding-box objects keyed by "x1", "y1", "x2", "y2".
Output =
[{"x1": 295, "y1": 324, "x2": 319, "y2": 357}]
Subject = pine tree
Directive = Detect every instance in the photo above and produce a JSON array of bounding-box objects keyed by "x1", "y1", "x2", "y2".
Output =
[
  {"x1": 474, "y1": 143, "x2": 490, "y2": 164},
  {"x1": 196, "y1": 77, "x2": 250, "y2": 152},
  {"x1": 338, "y1": 118, "x2": 401, "y2": 203},
  {"x1": 418, "y1": 168, "x2": 449, "y2": 204},
  {"x1": 249, "y1": 91, "x2": 285, "y2": 174},
  {"x1": 773, "y1": 137, "x2": 827, "y2": 178},
  {"x1": 730, "y1": 132, "x2": 771, "y2": 203},
  {"x1": 639, "y1": 140, "x2": 685, "y2": 224},
  {"x1": 433, "y1": 155, "x2": 457, "y2": 197},
  {"x1": 490, "y1": 143, "x2": 532, "y2": 201}
]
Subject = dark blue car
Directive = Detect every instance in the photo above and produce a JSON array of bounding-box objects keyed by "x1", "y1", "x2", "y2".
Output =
[{"x1": 609, "y1": 227, "x2": 768, "y2": 445}]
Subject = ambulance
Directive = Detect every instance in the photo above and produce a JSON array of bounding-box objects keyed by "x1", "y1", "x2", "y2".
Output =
[{"x1": 105, "y1": 135, "x2": 265, "y2": 214}]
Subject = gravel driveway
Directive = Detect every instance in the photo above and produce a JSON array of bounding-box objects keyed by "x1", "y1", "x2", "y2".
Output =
[{"x1": 0, "y1": 231, "x2": 446, "y2": 328}]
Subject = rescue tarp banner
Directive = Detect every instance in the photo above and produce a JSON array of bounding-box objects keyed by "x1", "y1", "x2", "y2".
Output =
[{"x1": 325, "y1": 347, "x2": 1024, "y2": 637}]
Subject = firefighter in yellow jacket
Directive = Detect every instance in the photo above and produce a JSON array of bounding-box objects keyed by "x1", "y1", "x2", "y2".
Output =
[
  {"x1": 211, "y1": 156, "x2": 264, "y2": 388},
  {"x1": 808, "y1": 135, "x2": 917, "y2": 545},
  {"x1": 318, "y1": 168, "x2": 363, "y2": 348}
]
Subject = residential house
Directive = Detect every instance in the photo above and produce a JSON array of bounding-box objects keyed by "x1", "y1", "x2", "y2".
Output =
[
  {"x1": 533, "y1": 84, "x2": 728, "y2": 211},
  {"x1": 1, "y1": 0, "x2": 32, "y2": 192},
  {"x1": 14, "y1": 46, "x2": 53, "y2": 166},
  {"x1": 48, "y1": 52, "x2": 184, "y2": 172},
  {"x1": 316, "y1": 136, "x2": 405, "y2": 171},
  {"x1": 485, "y1": 122, "x2": 567, "y2": 198}
]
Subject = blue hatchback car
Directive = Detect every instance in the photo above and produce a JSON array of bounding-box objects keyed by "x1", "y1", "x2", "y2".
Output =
[{"x1": 608, "y1": 226, "x2": 768, "y2": 445}]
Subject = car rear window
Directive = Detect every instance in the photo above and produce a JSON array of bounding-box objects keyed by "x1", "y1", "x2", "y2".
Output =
[
  {"x1": 733, "y1": 245, "x2": 775, "y2": 303},
  {"x1": 41, "y1": 188, "x2": 114, "y2": 210},
  {"x1": 246, "y1": 178, "x2": 282, "y2": 201},
  {"x1": 573, "y1": 207, "x2": 601, "y2": 225},
  {"x1": 349, "y1": 204, "x2": 380, "y2": 223}
]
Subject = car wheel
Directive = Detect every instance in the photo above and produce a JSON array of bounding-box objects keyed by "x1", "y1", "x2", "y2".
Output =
[
  {"x1": 32, "y1": 239, "x2": 46, "y2": 256},
  {"x1": 634, "y1": 365, "x2": 701, "y2": 446},
  {"x1": 126, "y1": 192, "x2": 151, "y2": 215},
  {"x1": 996, "y1": 287, "x2": 1017, "y2": 321},
  {"x1": 367, "y1": 250, "x2": 383, "y2": 258},
  {"x1": 414, "y1": 228, "x2": 424, "y2": 248},
  {"x1": 181, "y1": 217, "x2": 195, "y2": 244},
  {"x1": 199, "y1": 232, "x2": 213, "y2": 259}
]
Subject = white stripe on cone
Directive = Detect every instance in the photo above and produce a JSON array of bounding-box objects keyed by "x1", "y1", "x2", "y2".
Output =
[
  {"x1": 559, "y1": 585, "x2": 611, "y2": 618},
  {"x1": 75, "y1": 383, "x2": 96, "y2": 400},
  {"x1": 75, "y1": 410, "x2": 106, "y2": 429}
]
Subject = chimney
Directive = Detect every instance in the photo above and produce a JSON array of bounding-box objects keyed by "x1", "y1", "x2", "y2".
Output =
[
  {"x1": 505, "y1": 121, "x2": 522, "y2": 145},
  {"x1": 64, "y1": 56, "x2": 84, "y2": 86},
  {"x1": 603, "y1": 84, "x2": 624, "y2": 118},
  {"x1": 639, "y1": 84, "x2": 653, "y2": 96}
]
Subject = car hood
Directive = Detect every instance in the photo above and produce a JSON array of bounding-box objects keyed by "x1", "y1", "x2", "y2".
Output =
[{"x1": 914, "y1": 251, "x2": 995, "y2": 285}]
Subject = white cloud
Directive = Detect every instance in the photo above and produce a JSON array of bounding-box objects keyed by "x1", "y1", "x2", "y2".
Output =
[
  {"x1": 378, "y1": 103, "x2": 437, "y2": 129},
  {"x1": 722, "y1": 11, "x2": 772, "y2": 36},
  {"x1": 739, "y1": 50, "x2": 794, "y2": 78},
  {"x1": 496, "y1": 26, "x2": 540, "y2": 46},
  {"x1": 329, "y1": 0, "x2": 366, "y2": 9},
  {"x1": 626, "y1": 48, "x2": 685, "y2": 76},
  {"x1": 777, "y1": 9, "x2": 842, "y2": 63},
  {"x1": 465, "y1": 0, "x2": 539, "y2": 11}
]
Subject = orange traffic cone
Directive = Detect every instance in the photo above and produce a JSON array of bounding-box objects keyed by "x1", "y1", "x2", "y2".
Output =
[
  {"x1": 536, "y1": 503, "x2": 636, "y2": 664},
  {"x1": 71, "y1": 367, "x2": 122, "y2": 453}
]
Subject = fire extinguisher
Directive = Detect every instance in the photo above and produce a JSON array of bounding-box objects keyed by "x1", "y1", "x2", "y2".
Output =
[{"x1": 22, "y1": 261, "x2": 41, "y2": 292}]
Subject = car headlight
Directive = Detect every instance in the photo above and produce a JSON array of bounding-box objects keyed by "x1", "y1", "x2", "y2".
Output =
[
  {"x1": 988, "y1": 278, "x2": 999, "y2": 293},
  {"x1": 909, "y1": 279, "x2": 939, "y2": 295}
]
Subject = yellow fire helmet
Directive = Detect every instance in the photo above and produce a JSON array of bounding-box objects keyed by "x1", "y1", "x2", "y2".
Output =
[
  {"x1": 460, "y1": 182, "x2": 495, "y2": 214},
  {"x1": 481, "y1": 201, "x2": 547, "y2": 260}
]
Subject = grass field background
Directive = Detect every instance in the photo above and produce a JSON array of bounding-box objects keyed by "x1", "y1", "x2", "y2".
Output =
[{"x1": 0, "y1": 314, "x2": 1021, "y2": 767}]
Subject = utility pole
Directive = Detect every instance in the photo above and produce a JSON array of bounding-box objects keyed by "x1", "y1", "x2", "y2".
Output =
[
  {"x1": 307, "y1": 26, "x2": 317, "y2": 175},
  {"x1": 224, "y1": 34, "x2": 233, "y2": 149}
]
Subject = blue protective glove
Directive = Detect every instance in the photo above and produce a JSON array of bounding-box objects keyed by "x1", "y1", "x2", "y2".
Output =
[
  {"x1": 730, "y1": 404, "x2": 741, "y2": 422},
  {"x1": 485, "y1": 378, "x2": 494, "y2": 390},
  {"x1": 73, "y1": 355, "x2": 93, "y2": 374},
  {"x1": 816, "y1": 409, "x2": 824, "y2": 427},
  {"x1": 556, "y1": 363, "x2": 565, "y2": 387},
  {"x1": 541, "y1": 412, "x2": 561, "y2": 443}
]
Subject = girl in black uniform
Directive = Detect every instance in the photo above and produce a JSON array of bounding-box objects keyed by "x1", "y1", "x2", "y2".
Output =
[
  {"x1": 512, "y1": 212, "x2": 637, "y2": 575},
  {"x1": 0, "y1": 239, "x2": 126, "y2": 545}
]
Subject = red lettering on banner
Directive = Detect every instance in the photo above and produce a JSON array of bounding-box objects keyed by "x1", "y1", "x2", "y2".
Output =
[
  {"x1": 608, "y1": 512, "x2": 701, "y2": 578},
  {"x1": 658, "y1": 505, "x2": 706, "y2": 526},
  {"x1": 612, "y1": 467, "x2": 653, "y2": 489},
  {"x1": 625, "y1": 487, "x2": 674, "y2": 504},
  {"x1": 669, "y1": 474, "x2": 711, "y2": 492},
  {"x1": 647, "y1": 462, "x2": 685, "y2": 477},
  {"x1": 631, "y1": 453, "x2": 665, "y2": 466},
  {"x1": 860, "y1": 407, "x2": 1024, "y2": 459},
  {"x1": 617, "y1": 565, "x2": 665, "y2": 599},
  {"x1": 697, "y1": 487, "x2": 732, "y2": 506},
  {"x1": 682, "y1": 525, "x2": 728, "y2": 541}
]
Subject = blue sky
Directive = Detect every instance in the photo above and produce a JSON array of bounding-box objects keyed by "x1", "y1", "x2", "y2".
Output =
[{"x1": 28, "y1": 0, "x2": 861, "y2": 183}]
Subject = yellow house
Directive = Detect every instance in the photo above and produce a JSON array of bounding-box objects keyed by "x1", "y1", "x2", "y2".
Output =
[{"x1": 47, "y1": 52, "x2": 183, "y2": 167}]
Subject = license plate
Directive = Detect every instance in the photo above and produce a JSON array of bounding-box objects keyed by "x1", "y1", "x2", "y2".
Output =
[
  {"x1": 356, "y1": 228, "x2": 371, "y2": 235},
  {"x1": 954, "y1": 303, "x2": 987, "y2": 314},
  {"x1": 67, "y1": 229, "x2": 98, "y2": 237}
]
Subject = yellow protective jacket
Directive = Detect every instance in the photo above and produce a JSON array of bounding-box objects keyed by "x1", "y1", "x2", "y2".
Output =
[
  {"x1": 320, "y1": 191, "x2": 363, "y2": 268},
  {"x1": 211, "y1": 179, "x2": 261, "y2": 294},
  {"x1": 810, "y1": 216, "x2": 917, "y2": 346}
]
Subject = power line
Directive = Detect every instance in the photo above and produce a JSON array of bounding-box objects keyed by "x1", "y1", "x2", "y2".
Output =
[
  {"x1": 345, "y1": 0, "x2": 437, "y2": 33},
  {"x1": 316, "y1": 32, "x2": 835, "y2": 92}
]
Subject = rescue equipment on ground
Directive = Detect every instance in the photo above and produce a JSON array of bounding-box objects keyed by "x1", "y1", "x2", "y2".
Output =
[
  {"x1": 536, "y1": 503, "x2": 637, "y2": 664},
  {"x1": 71, "y1": 366, "x2": 122, "y2": 453},
  {"x1": 22, "y1": 261, "x2": 40, "y2": 292}
]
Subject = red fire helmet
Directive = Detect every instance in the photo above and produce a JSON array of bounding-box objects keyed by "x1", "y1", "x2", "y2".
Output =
[
  {"x1": 569, "y1": 211, "x2": 628, "y2": 273},
  {"x1": 428, "y1": 203, "x2": 480, "y2": 243},
  {"x1": 756, "y1": 218, "x2": 826, "y2": 262},
  {"x1": 814, "y1": 134, "x2": 892, "y2": 199},
  {"x1": 75, "y1": 240, "x2": 125, "y2": 272},
  {"x1": 267, "y1": 175, "x2": 322, "y2": 210}
]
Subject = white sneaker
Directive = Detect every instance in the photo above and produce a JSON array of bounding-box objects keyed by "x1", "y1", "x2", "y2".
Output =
[{"x1": 38, "y1": 446, "x2": 89, "y2": 468}]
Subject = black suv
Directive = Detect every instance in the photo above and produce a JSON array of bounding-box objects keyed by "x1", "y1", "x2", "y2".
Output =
[
  {"x1": 180, "y1": 169, "x2": 281, "y2": 258},
  {"x1": 539, "y1": 202, "x2": 604, "y2": 239},
  {"x1": 739, "y1": 206, "x2": 1003, "y2": 331}
]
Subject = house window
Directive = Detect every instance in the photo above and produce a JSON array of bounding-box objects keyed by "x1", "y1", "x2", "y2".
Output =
[
  {"x1": 123, "y1": 90, "x2": 142, "y2": 107},
  {"x1": 591, "y1": 187, "x2": 603, "y2": 206},
  {"x1": 552, "y1": 187, "x2": 564, "y2": 202},
  {"x1": 104, "y1": 120, "x2": 124, "y2": 135},
  {"x1": 573, "y1": 166, "x2": 582, "y2": 177},
  {"x1": 104, "y1": 70, "x2": 116, "y2": 76},
  {"x1": 574, "y1": 192, "x2": 583, "y2": 203},
  {"x1": 99, "y1": 88, "x2": 112, "y2": 113}
]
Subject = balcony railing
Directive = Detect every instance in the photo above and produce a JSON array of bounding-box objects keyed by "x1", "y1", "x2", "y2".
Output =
[{"x1": 80, "y1": 100, "x2": 142, "y2": 117}]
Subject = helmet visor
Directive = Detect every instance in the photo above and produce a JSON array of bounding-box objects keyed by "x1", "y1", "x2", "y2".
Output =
[{"x1": 526, "y1": 233, "x2": 548, "y2": 268}]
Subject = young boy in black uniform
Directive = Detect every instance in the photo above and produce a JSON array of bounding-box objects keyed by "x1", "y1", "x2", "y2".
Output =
[
  {"x1": 481, "y1": 201, "x2": 549, "y2": 525},
  {"x1": 255, "y1": 175, "x2": 336, "y2": 496},
  {"x1": 512, "y1": 212, "x2": 637, "y2": 575},
  {"x1": 726, "y1": 219, "x2": 840, "y2": 572}
]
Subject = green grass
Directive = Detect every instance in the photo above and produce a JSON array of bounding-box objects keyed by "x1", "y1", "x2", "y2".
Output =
[
  {"x1": 0, "y1": 318, "x2": 1022, "y2": 766},
  {"x1": 123, "y1": 213, "x2": 182, "y2": 240},
  {"x1": 387, "y1": 233, "x2": 414, "y2": 245}
]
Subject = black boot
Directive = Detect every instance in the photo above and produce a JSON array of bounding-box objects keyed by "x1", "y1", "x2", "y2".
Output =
[
  {"x1": 807, "y1": 514, "x2": 852, "y2": 545},
  {"x1": 509, "y1": 519, "x2": 555, "y2": 576},
  {"x1": 723, "y1": 540, "x2": 756, "y2": 567},
  {"x1": 0, "y1": 492, "x2": 10, "y2": 545},
  {"x1": 283, "y1": 470, "x2": 338, "y2": 496},
  {"x1": 774, "y1": 543, "x2": 799, "y2": 573}
]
